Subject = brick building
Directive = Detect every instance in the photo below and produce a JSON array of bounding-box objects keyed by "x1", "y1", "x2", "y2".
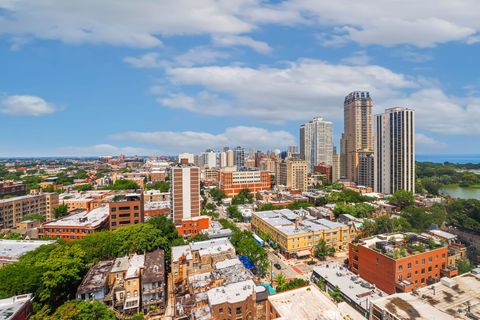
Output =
[
  {"x1": 0, "y1": 193, "x2": 59, "y2": 228},
  {"x1": 349, "y1": 233, "x2": 453, "y2": 294},
  {"x1": 314, "y1": 162, "x2": 332, "y2": 183},
  {"x1": 218, "y1": 168, "x2": 271, "y2": 198},
  {"x1": 0, "y1": 181, "x2": 26, "y2": 198},
  {"x1": 175, "y1": 215, "x2": 210, "y2": 237},
  {"x1": 39, "y1": 206, "x2": 109, "y2": 241},
  {"x1": 108, "y1": 193, "x2": 144, "y2": 230}
]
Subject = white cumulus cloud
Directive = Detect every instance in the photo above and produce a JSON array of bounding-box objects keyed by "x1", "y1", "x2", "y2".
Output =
[{"x1": 0, "y1": 95, "x2": 56, "y2": 116}]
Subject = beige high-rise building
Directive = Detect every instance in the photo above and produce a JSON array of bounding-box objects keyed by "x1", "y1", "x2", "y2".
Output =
[
  {"x1": 343, "y1": 91, "x2": 374, "y2": 187},
  {"x1": 279, "y1": 159, "x2": 308, "y2": 191},
  {"x1": 332, "y1": 153, "x2": 341, "y2": 183},
  {"x1": 300, "y1": 116, "x2": 333, "y2": 172},
  {"x1": 226, "y1": 150, "x2": 234, "y2": 167},
  {"x1": 374, "y1": 107, "x2": 415, "y2": 194},
  {"x1": 170, "y1": 166, "x2": 200, "y2": 226}
]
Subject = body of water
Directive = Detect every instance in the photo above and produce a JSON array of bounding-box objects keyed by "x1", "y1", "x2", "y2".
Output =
[
  {"x1": 440, "y1": 186, "x2": 480, "y2": 200},
  {"x1": 417, "y1": 154, "x2": 480, "y2": 164}
]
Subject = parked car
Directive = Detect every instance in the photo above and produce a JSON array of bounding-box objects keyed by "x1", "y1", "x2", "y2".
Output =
[{"x1": 274, "y1": 263, "x2": 282, "y2": 270}]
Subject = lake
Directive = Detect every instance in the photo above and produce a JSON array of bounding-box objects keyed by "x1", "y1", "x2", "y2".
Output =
[{"x1": 440, "y1": 186, "x2": 480, "y2": 200}]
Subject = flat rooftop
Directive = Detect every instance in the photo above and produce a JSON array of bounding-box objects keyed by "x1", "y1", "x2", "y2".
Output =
[
  {"x1": 313, "y1": 263, "x2": 387, "y2": 311},
  {"x1": 172, "y1": 238, "x2": 234, "y2": 262},
  {"x1": 207, "y1": 279, "x2": 255, "y2": 306},
  {"x1": 373, "y1": 272, "x2": 480, "y2": 319},
  {"x1": 77, "y1": 260, "x2": 114, "y2": 294},
  {"x1": 0, "y1": 294, "x2": 33, "y2": 320},
  {"x1": 0, "y1": 194, "x2": 42, "y2": 204},
  {"x1": 268, "y1": 285, "x2": 343, "y2": 320},
  {"x1": 0, "y1": 239, "x2": 55, "y2": 261},
  {"x1": 43, "y1": 206, "x2": 109, "y2": 228}
]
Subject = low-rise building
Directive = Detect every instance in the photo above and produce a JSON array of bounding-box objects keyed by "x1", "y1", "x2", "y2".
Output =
[
  {"x1": 0, "y1": 239, "x2": 55, "y2": 267},
  {"x1": 175, "y1": 215, "x2": 210, "y2": 237},
  {"x1": 39, "y1": 206, "x2": 109, "y2": 241},
  {"x1": 349, "y1": 233, "x2": 454, "y2": 294},
  {"x1": 143, "y1": 190, "x2": 169, "y2": 202},
  {"x1": 370, "y1": 272, "x2": 480, "y2": 320},
  {"x1": 0, "y1": 293, "x2": 33, "y2": 320},
  {"x1": 0, "y1": 181, "x2": 26, "y2": 198},
  {"x1": 144, "y1": 201, "x2": 169, "y2": 217},
  {"x1": 77, "y1": 249, "x2": 166, "y2": 315},
  {"x1": 252, "y1": 209, "x2": 355, "y2": 258}
]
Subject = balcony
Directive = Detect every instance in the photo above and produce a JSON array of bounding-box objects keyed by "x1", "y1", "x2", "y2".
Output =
[{"x1": 142, "y1": 286, "x2": 163, "y2": 294}]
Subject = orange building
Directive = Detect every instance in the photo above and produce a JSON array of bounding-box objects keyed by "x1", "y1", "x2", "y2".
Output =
[
  {"x1": 175, "y1": 215, "x2": 210, "y2": 237},
  {"x1": 349, "y1": 233, "x2": 451, "y2": 294},
  {"x1": 39, "y1": 206, "x2": 109, "y2": 241},
  {"x1": 108, "y1": 193, "x2": 144, "y2": 230},
  {"x1": 218, "y1": 169, "x2": 271, "y2": 198}
]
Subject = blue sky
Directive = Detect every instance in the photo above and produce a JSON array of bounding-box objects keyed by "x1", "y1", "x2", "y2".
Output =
[{"x1": 0, "y1": 0, "x2": 479, "y2": 157}]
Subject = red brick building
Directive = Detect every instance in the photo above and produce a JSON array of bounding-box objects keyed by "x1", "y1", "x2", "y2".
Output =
[
  {"x1": 176, "y1": 216, "x2": 210, "y2": 237},
  {"x1": 218, "y1": 169, "x2": 271, "y2": 198},
  {"x1": 349, "y1": 233, "x2": 451, "y2": 294},
  {"x1": 39, "y1": 206, "x2": 109, "y2": 241},
  {"x1": 108, "y1": 193, "x2": 144, "y2": 230},
  {"x1": 314, "y1": 162, "x2": 332, "y2": 183}
]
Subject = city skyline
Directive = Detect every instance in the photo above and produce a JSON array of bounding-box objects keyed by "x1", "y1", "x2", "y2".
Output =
[{"x1": 1, "y1": 1, "x2": 480, "y2": 156}]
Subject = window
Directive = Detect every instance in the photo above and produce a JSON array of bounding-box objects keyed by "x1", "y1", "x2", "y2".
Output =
[
  {"x1": 407, "y1": 263, "x2": 412, "y2": 269},
  {"x1": 228, "y1": 308, "x2": 232, "y2": 316},
  {"x1": 236, "y1": 307, "x2": 242, "y2": 315},
  {"x1": 421, "y1": 278, "x2": 425, "y2": 283},
  {"x1": 111, "y1": 208, "x2": 116, "y2": 212},
  {"x1": 407, "y1": 273, "x2": 411, "y2": 278},
  {"x1": 421, "y1": 268, "x2": 425, "y2": 274},
  {"x1": 428, "y1": 257, "x2": 433, "y2": 262},
  {"x1": 422, "y1": 259, "x2": 425, "y2": 264},
  {"x1": 219, "y1": 308, "x2": 223, "y2": 313},
  {"x1": 111, "y1": 214, "x2": 116, "y2": 219},
  {"x1": 428, "y1": 266, "x2": 432, "y2": 272},
  {"x1": 398, "y1": 265, "x2": 403, "y2": 272}
]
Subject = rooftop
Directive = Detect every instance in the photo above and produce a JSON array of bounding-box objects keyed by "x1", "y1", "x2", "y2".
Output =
[
  {"x1": 43, "y1": 206, "x2": 109, "y2": 228},
  {"x1": 313, "y1": 263, "x2": 387, "y2": 312},
  {"x1": 144, "y1": 201, "x2": 169, "y2": 210},
  {"x1": 0, "y1": 294, "x2": 33, "y2": 320},
  {"x1": 172, "y1": 238, "x2": 234, "y2": 262},
  {"x1": 0, "y1": 239, "x2": 55, "y2": 261},
  {"x1": 142, "y1": 249, "x2": 165, "y2": 283},
  {"x1": 268, "y1": 285, "x2": 343, "y2": 320},
  {"x1": 76, "y1": 260, "x2": 114, "y2": 294},
  {"x1": 207, "y1": 279, "x2": 256, "y2": 306},
  {"x1": 126, "y1": 254, "x2": 145, "y2": 279}
]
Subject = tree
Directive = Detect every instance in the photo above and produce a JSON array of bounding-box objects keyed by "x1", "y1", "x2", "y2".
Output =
[
  {"x1": 227, "y1": 205, "x2": 243, "y2": 221},
  {"x1": 145, "y1": 181, "x2": 170, "y2": 192},
  {"x1": 204, "y1": 202, "x2": 216, "y2": 211},
  {"x1": 188, "y1": 233, "x2": 209, "y2": 243},
  {"x1": 104, "y1": 179, "x2": 139, "y2": 190},
  {"x1": 210, "y1": 188, "x2": 227, "y2": 204},
  {"x1": 458, "y1": 258, "x2": 473, "y2": 274},
  {"x1": 231, "y1": 188, "x2": 254, "y2": 205},
  {"x1": 3, "y1": 232, "x2": 23, "y2": 240},
  {"x1": 72, "y1": 184, "x2": 93, "y2": 191},
  {"x1": 328, "y1": 286, "x2": 343, "y2": 303},
  {"x1": 256, "y1": 203, "x2": 276, "y2": 212},
  {"x1": 277, "y1": 278, "x2": 309, "y2": 293},
  {"x1": 333, "y1": 203, "x2": 374, "y2": 218},
  {"x1": 314, "y1": 239, "x2": 335, "y2": 261},
  {"x1": 22, "y1": 213, "x2": 46, "y2": 222},
  {"x1": 54, "y1": 205, "x2": 69, "y2": 218},
  {"x1": 389, "y1": 190, "x2": 415, "y2": 209},
  {"x1": 274, "y1": 273, "x2": 286, "y2": 291},
  {"x1": 231, "y1": 230, "x2": 268, "y2": 275},
  {"x1": 287, "y1": 200, "x2": 313, "y2": 210},
  {"x1": 40, "y1": 300, "x2": 116, "y2": 320}
]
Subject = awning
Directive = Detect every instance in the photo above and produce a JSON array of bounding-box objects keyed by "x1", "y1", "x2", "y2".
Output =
[{"x1": 296, "y1": 250, "x2": 311, "y2": 257}]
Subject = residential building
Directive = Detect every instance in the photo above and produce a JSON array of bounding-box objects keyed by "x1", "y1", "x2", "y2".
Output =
[
  {"x1": 171, "y1": 239, "x2": 264, "y2": 320},
  {"x1": 348, "y1": 233, "x2": 453, "y2": 294},
  {"x1": 233, "y1": 146, "x2": 245, "y2": 168},
  {"x1": 0, "y1": 294, "x2": 33, "y2": 320},
  {"x1": 358, "y1": 151, "x2": 375, "y2": 188},
  {"x1": 170, "y1": 165, "x2": 200, "y2": 226},
  {"x1": 220, "y1": 151, "x2": 228, "y2": 168},
  {"x1": 300, "y1": 116, "x2": 333, "y2": 171},
  {"x1": 266, "y1": 285, "x2": 355, "y2": 320},
  {"x1": 251, "y1": 209, "x2": 355, "y2": 258},
  {"x1": 144, "y1": 201, "x2": 169, "y2": 217},
  {"x1": 218, "y1": 167, "x2": 271, "y2": 198},
  {"x1": 314, "y1": 162, "x2": 332, "y2": 183},
  {"x1": 278, "y1": 159, "x2": 308, "y2": 191},
  {"x1": 311, "y1": 262, "x2": 387, "y2": 318},
  {"x1": 175, "y1": 215, "x2": 210, "y2": 237},
  {"x1": 178, "y1": 153, "x2": 194, "y2": 165},
  {"x1": 143, "y1": 190, "x2": 170, "y2": 202},
  {"x1": 77, "y1": 249, "x2": 165, "y2": 315},
  {"x1": 332, "y1": 152, "x2": 341, "y2": 182},
  {"x1": 0, "y1": 193, "x2": 59, "y2": 228},
  {"x1": 374, "y1": 107, "x2": 415, "y2": 194},
  {"x1": 108, "y1": 193, "x2": 144, "y2": 230},
  {"x1": 0, "y1": 239, "x2": 55, "y2": 267},
  {"x1": 202, "y1": 150, "x2": 217, "y2": 169},
  {"x1": 39, "y1": 206, "x2": 109, "y2": 241},
  {"x1": 226, "y1": 149, "x2": 234, "y2": 167},
  {"x1": 370, "y1": 272, "x2": 480, "y2": 320},
  {"x1": 343, "y1": 91, "x2": 374, "y2": 185},
  {"x1": 0, "y1": 181, "x2": 26, "y2": 198}
]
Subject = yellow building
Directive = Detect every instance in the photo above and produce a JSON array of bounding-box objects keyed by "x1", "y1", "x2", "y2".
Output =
[
  {"x1": 0, "y1": 193, "x2": 59, "y2": 228},
  {"x1": 251, "y1": 209, "x2": 356, "y2": 258}
]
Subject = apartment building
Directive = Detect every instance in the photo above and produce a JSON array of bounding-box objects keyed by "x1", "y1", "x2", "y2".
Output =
[
  {"x1": 108, "y1": 193, "x2": 144, "y2": 230},
  {"x1": 175, "y1": 215, "x2": 210, "y2": 237},
  {"x1": 374, "y1": 107, "x2": 415, "y2": 194},
  {"x1": 348, "y1": 233, "x2": 454, "y2": 294},
  {"x1": 0, "y1": 193, "x2": 59, "y2": 228},
  {"x1": 278, "y1": 159, "x2": 308, "y2": 191},
  {"x1": 251, "y1": 209, "x2": 355, "y2": 258},
  {"x1": 0, "y1": 294, "x2": 34, "y2": 320},
  {"x1": 76, "y1": 249, "x2": 165, "y2": 315},
  {"x1": 0, "y1": 181, "x2": 26, "y2": 198},
  {"x1": 300, "y1": 116, "x2": 333, "y2": 171},
  {"x1": 218, "y1": 168, "x2": 271, "y2": 198},
  {"x1": 143, "y1": 190, "x2": 170, "y2": 202},
  {"x1": 171, "y1": 239, "x2": 264, "y2": 320},
  {"x1": 170, "y1": 165, "x2": 201, "y2": 226},
  {"x1": 38, "y1": 206, "x2": 109, "y2": 241}
]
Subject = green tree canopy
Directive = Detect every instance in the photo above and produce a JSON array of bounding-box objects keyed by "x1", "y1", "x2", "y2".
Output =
[{"x1": 389, "y1": 190, "x2": 415, "y2": 209}]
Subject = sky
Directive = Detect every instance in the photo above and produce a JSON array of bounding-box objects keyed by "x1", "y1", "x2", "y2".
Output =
[{"x1": 0, "y1": 0, "x2": 480, "y2": 157}]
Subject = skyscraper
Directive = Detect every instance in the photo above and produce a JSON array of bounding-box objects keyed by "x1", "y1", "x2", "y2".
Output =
[
  {"x1": 343, "y1": 91, "x2": 374, "y2": 187},
  {"x1": 374, "y1": 107, "x2": 415, "y2": 194},
  {"x1": 300, "y1": 116, "x2": 333, "y2": 172},
  {"x1": 233, "y1": 146, "x2": 245, "y2": 168},
  {"x1": 171, "y1": 166, "x2": 200, "y2": 225}
]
